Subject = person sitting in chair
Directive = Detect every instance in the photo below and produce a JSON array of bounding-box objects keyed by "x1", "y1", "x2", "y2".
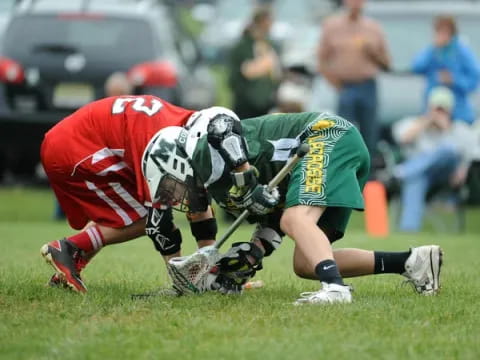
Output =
[{"x1": 392, "y1": 86, "x2": 476, "y2": 232}]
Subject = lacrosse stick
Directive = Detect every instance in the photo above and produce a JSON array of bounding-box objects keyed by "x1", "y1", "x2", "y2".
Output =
[{"x1": 167, "y1": 143, "x2": 310, "y2": 294}]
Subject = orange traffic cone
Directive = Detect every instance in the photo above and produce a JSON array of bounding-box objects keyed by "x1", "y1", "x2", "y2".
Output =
[{"x1": 363, "y1": 180, "x2": 389, "y2": 237}]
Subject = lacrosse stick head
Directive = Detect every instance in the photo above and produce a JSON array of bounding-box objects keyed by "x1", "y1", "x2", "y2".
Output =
[{"x1": 167, "y1": 246, "x2": 220, "y2": 295}]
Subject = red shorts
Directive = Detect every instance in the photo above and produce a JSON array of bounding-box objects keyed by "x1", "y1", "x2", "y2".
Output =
[{"x1": 41, "y1": 134, "x2": 147, "y2": 230}]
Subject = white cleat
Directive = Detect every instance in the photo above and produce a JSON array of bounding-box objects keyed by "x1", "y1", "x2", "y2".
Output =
[
  {"x1": 403, "y1": 245, "x2": 443, "y2": 295},
  {"x1": 294, "y1": 282, "x2": 352, "y2": 305}
]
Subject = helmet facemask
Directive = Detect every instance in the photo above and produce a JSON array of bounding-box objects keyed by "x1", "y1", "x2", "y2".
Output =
[{"x1": 153, "y1": 174, "x2": 190, "y2": 211}]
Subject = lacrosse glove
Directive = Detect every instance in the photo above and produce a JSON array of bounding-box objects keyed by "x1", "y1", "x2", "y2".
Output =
[
  {"x1": 212, "y1": 242, "x2": 265, "y2": 294},
  {"x1": 229, "y1": 167, "x2": 280, "y2": 215},
  {"x1": 211, "y1": 273, "x2": 244, "y2": 295}
]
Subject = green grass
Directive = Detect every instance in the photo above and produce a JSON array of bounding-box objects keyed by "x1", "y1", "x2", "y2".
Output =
[{"x1": 1, "y1": 188, "x2": 480, "y2": 359}]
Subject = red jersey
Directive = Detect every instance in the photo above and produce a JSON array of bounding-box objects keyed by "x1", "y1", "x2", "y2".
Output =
[{"x1": 41, "y1": 95, "x2": 194, "y2": 229}]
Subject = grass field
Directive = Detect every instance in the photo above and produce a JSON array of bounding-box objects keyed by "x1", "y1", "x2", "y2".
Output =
[{"x1": 1, "y1": 188, "x2": 480, "y2": 360}]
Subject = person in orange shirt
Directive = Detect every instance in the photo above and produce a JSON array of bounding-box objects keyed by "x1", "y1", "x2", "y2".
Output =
[{"x1": 318, "y1": 0, "x2": 390, "y2": 161}]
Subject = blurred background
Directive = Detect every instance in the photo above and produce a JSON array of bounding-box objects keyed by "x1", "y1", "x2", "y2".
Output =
[{"x1": 0, "y1": 0, "x2": 479, "y2": 233}]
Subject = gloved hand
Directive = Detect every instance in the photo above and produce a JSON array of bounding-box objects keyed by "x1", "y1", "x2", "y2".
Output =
[
  {"x1": 211, "y1": 242, "x2": 264, "y2": 294},
  {"x1": 229, "y1": 184, "x2": 280, "y2": 215},
  {"x1": 210, "y1": 273, "x2": 245, "y2": 295}
]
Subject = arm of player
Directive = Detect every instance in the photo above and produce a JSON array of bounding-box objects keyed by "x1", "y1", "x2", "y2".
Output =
[
  {"x1": 205, "y1": 114, "x2": 279, "y2": 215},
  {"x1": 187, "y1": 206, "x2": 217, "y2": 248},
  {"x1": 185, "y1": 177, "x2": 217, "y2": 247},
  {"x1": 229, "y1": 169, "x2": 280, "y2": 215}
]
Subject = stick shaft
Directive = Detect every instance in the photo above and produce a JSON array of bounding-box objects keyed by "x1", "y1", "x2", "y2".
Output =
[
  {"x1": 214, "y1": 209, "x2": 250, "y2": 249},
  {"x1": 214, "y1": 145, "x2": 309, "y2": 249}
]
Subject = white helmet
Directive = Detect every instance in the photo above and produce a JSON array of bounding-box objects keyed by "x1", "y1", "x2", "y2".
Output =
[
  {"x1": 142, "y1": 126, "x2": 198, "y2": 209},
  {"x1": 185, "y1": 106, "x2": 239, "y2": 140}
]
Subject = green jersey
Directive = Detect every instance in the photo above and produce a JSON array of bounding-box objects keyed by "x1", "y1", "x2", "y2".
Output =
[{"x1": 190, "y1": 112, "x2": 370, "y2": 238}]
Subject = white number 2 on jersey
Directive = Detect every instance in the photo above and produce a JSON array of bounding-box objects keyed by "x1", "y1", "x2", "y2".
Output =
[{"x1": 112, "y1": 97, "x2": 163, "y2": 116}]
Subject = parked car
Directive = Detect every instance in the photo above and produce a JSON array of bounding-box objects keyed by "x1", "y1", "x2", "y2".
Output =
[
  {"x1": 0, "y1": 0, "x2": 216, "y2": 122},
  {"x1": 308, "y1": 1, "x2": 480, "y2": 128}
]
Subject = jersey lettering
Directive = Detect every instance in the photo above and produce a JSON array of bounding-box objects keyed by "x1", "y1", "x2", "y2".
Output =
[{"x1": 112, "y1": 97, "x2": 163, "y2": 116}]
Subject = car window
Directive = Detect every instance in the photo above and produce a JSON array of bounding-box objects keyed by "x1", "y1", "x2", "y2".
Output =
[{"x1": 3, "y1": 15, "x2": 156, "y2": 62}]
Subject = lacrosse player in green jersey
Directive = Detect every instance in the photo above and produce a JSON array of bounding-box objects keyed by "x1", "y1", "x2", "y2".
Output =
[{"x1": 142, "y1": 110, "x2": 443, "y2": 304}]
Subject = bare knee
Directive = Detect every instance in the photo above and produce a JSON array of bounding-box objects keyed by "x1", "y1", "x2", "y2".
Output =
[
  {"x1": 280, "y1": 211, "x2": 296, "y2": 237},
  {"x1": 280, "y1": 205, "x2": 324, "y2": 238},
  {"x1": 293, "y1": 262, "x2": 310, "y2": 279},
  {"x1": 292, "y1": 245, "x2": 318, "y2": 280},
  {"x1": 293, "y1": 258, "x2": 317, "y2": 280}
]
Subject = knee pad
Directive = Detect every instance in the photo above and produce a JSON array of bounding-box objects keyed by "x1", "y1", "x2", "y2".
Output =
[{"x1": 251, "y1": 225, "x2": 283, "y2": 257}]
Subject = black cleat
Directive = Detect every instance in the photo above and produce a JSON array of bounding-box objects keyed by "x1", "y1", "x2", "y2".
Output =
[{"x1": 41, "y1": 239, "x2": 87, "y2": 293}]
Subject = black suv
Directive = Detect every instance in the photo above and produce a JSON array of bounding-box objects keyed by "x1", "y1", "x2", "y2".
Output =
[
  {"x1": 0, "y1": 0, "x2": 216, "y2": 181},
  {"x1": 0, "y1": 0, "x2": 216, "y2": 121}
]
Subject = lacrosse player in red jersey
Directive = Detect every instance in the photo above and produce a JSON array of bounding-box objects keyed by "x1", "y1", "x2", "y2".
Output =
[{"x1": 40, "y1": 95, "x2": 237, "y2": 293}]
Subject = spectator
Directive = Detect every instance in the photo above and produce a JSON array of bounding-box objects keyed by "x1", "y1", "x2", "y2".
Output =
[
  {"x1": 318, "y1": 0, "x2": 390, "y2": 160},
  {"x1": 412, "y1": 15, "x2": 480, "y2": 125},
  {"x1": 275, "y1": 80, "x2": 309, "y2": 113},
  {"x1": 392, "y1": 87, "x2": 476, "y2": 232},
  {"x1": 105, "y1": 72, "x2": 133, "y2": 97},
  {"x1": 228, "y1": 6, "x2": 281, "y2": 119}
]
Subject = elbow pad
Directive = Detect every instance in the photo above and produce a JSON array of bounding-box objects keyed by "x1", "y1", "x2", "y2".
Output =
[
  {"x1": 189, "y1": 217, "x2": 218, "y2": 242},
  {"x1": 207, "y1": 114, "x2": 248, "y2": 168}
]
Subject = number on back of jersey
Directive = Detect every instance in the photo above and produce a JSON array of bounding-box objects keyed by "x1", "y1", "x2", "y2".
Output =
[{"x1": 112, "y1": 96, "x2": 163, "y2": 116}]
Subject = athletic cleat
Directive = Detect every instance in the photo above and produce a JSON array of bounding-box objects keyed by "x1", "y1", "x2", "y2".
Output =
[
  {"x1": 403, "y1": 245, "x2": 443, "y2": 295},
  {"x1": 294, "y1": 282, "x2": 352, "y2": 305},
  {"x1": 47, "y1": 273, "x2": 66, "y2": 288},
  {"x1": 41, "y1": 239, "x2": 87, "y2": 293},
  {"x1": 47, "y1": 255, "x2": 89, "y2": 288}
]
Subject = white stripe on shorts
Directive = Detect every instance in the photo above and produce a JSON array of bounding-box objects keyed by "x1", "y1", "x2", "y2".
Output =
[
  {"x1": 85, "y1": 181, "x2": 133, "y2": 226},
  {"x1": 86, "y1": 226, "x2": 103, "y2": 251},
  {"x1": 109, "y1": 182, "x2": 148, "y2": 218}
]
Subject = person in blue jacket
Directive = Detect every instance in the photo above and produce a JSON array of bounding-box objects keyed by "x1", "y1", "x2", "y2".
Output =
[{"x1": 412, "y1": 15, "x2": 480, "y2": 124}]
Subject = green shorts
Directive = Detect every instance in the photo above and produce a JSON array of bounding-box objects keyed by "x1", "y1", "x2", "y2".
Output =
[{"x1": 285, "y1": 124, "x2": 370, "y2": 241}]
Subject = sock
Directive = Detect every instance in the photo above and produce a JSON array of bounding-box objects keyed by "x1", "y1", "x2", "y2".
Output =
[
  {"x1": 314, "y1": 259, "x2": 344, "y2": 286},
  {"x1": 374, "y1": 250, "x2": 411, "y2": 274},
  {"x1": 67, "y1": 225, "x2": 105, "y2": 253}
]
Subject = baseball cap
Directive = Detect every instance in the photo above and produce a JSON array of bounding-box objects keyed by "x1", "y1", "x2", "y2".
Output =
[{"x1": 428, "y1": 86, "x2": 455, "y2": 111}]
